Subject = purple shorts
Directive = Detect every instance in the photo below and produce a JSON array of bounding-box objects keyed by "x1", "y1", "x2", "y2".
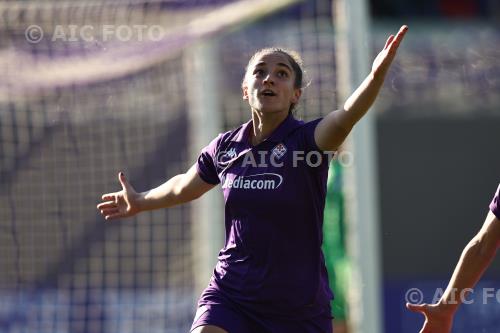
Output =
[{"x1": 190, "y1": 292, "x2": 333, "y2": 333}]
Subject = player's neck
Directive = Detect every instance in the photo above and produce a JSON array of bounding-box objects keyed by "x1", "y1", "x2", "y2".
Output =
[{"x1": 250, "y1": 109, "x2": 289, "y2": 146}]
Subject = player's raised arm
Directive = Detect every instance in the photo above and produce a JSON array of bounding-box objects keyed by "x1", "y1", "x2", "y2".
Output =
[
  {"x1": 314, "y1": 25, "x2": 408, "y2": 152},
  {"x1": 96, "y1": 164, "x2": 216, "y2": 221},
  {"x1": 407, "y1": 185, "x2": 500, "y2": 333}
]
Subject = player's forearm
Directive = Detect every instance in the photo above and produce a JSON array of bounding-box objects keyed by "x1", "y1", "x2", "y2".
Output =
[
  {"x1": 314, "y1": 72, "x2": 385, "y2": 151},
  {"x1": 337, "y1": 72, "x2": 385, "y2": 128},
  {"x1": 438, "y1": 235, "x2": 497, "y2": 313},
  {"x1": 138, "y1": 174, "x2": 192, "y2": 211}
]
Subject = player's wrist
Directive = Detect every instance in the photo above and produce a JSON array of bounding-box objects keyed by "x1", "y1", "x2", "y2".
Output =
[
  {"x1": 369, "y1": 68, "x2": 387, "y2": 85},
  {"x1": 135, "y1": 191, "x2": 148, "y2": 213}
]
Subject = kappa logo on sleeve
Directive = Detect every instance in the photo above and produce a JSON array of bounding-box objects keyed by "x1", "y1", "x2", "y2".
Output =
[
  {"x1": 225, "y1": 148, "x2": 237, "y2": 159},
  {"x1": 272, "y1": 143, "x2": 287, "y2": 159},
  {"x1": 216, "y1": 147, "x2": 238, "y2": 165}
]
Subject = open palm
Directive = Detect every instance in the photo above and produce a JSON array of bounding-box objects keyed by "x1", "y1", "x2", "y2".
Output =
[
  {"x1": 97, "y1": 172, "x2": 141, "y2": 220},
  {"x1": 372, "y1": 25, "x2": 408, "y2": 78}
]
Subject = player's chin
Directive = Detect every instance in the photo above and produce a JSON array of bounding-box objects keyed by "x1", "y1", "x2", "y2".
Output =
[{"x1": 256, "y1": 102, "x2": 288, "y2": 114}]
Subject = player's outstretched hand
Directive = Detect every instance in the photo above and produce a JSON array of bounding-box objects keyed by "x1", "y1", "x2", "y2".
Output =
[
  {"x1": 371, "y1": 25, "x2": 408, "y2": 79},
  {"x1": 406, "y1": 302, "x2": 454, "y2": 333},
  {"x1": 97, "y1": 172, "x2": 141, "y2": 221}
]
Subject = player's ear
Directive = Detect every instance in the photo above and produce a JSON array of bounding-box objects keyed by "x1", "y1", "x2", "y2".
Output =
[
  {"x1": 242, "y1": 84, "x2": 249, "y2": 100},
  {"x1": 291, "y1": 88, "x2": 302, "y2": 104}
]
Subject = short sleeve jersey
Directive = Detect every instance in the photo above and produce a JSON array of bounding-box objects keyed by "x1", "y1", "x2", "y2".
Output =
[
  {"x1": 196, "y1": 114, "x2": 334, "y2": 319},
  {"x1": 490, "y1": 183, "x2": 500, "y2": 219}
]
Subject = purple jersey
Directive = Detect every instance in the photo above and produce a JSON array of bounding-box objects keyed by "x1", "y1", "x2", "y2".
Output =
[
  {"x1": 490, "y1": 184, "x2": 500, "y2": 219},
  {"x1": 196, "y1": 114, "x2": 334, "y2": 319}
]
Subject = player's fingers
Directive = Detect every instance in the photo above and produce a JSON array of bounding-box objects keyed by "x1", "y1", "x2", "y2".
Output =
[
  {"x1": 118, "y1": 172, "x2": 133, "y2": 192},
  {"x1": 105, "y1": 212, "x2": 124, "y2": 221},
  {"x1": 392, "y1": 25, "x2": 408, "y2": 47},
  {"x1": 101, "y1": 193, "x2": 116, "y2": 201},
  {"x1": 384, "y1": 35, "x2": 395, "y2": 50},
  {"x1": 97, "y1": 201, "x2": 116, "y2": 210},
  {"x1": 101, "y1": 208, "x2": 119, "y2": 216}
]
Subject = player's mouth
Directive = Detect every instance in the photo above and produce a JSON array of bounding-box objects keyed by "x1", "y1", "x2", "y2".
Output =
[{"x1": 259, "y1": 89, "x2": 277, "y2": 97}]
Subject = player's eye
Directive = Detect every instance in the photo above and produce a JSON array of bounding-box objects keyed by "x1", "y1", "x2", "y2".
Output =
[
  {"x1": 277, "y1": 70, "x2": 289, "y2": 78},
  {"x1": 253, "y1": 69, "x2": 264, "y2": 76}
]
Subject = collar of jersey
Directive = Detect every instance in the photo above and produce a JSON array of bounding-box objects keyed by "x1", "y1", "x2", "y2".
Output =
[{"x1": 231, "y1": 113, "x2": 303, "y2": 145}]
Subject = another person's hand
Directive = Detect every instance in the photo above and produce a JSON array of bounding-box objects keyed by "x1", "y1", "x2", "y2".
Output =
[
  {"x1": 97, "y1": 172, "x2": 141, "y2": 220},
  {"x1": 371, "y1": 25, "x2": 408, "y2": 79},
  {"x1": 406, "y1": 302, "x2": 454, "y2": 333}
]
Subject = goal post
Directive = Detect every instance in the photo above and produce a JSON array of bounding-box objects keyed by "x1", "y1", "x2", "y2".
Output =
[{"x1": 334, "y1": 0, "x2": 383, "y2": 332}]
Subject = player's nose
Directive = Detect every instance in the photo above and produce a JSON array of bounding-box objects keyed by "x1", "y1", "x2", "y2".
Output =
[{"x1": 263, "y1": 73, "x2": 274, "y2": 85}]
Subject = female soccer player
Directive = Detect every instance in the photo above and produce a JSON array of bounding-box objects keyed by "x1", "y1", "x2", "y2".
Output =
[
  {"x1": 97, "y1": 26, "x2": 408, "y2": 333},
  {"x1": 407, "y1": 184, "x2": 500, "y2": 333}
]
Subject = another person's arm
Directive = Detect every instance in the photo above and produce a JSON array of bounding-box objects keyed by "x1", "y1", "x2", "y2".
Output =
[
  {"x1": 406, "y1": 185, "x2": 500, "y2": 333},
  {"x1": 97, "y1": 164, "x2": 216, "y2": 220},
  {"x1": 314, "y1": 25, "x2": 408, "y2": 151}
]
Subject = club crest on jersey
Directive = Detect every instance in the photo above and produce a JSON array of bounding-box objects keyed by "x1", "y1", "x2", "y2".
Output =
[{"x1": 272, "y1": 143, "x2": 287, "y2": 159}]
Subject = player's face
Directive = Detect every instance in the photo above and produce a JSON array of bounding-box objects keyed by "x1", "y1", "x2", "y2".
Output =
[{"x1": 242, "y1": 53, "x2": 301, "y2": 114}]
